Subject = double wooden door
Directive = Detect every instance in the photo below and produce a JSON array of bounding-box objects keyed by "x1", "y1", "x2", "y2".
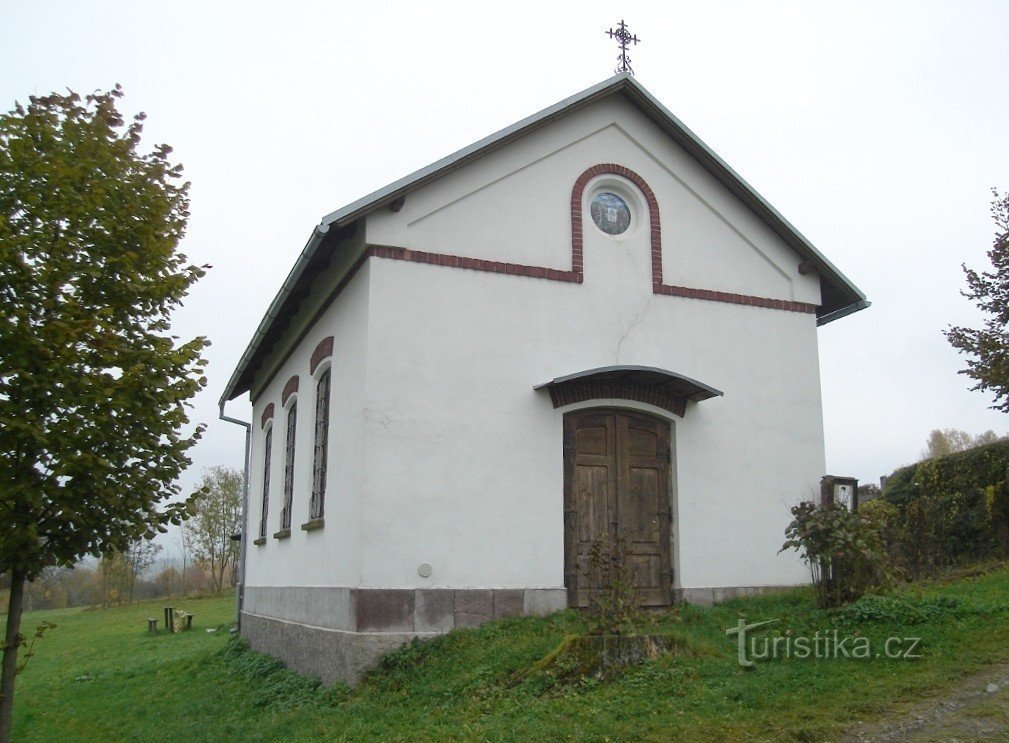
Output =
[{"x1": 563, "y1": 410, "x2": 673, "y2": 607}]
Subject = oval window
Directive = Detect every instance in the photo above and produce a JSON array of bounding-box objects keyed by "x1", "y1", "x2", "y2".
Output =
[{"x1": 590, "y1": 192, "x2": 631, "y2": 235}]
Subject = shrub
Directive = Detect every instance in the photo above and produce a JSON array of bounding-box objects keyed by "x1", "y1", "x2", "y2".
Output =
[
  {"x1": 585, "y1": 536, "x2": 640, "y2": 635},
  {"x1": 781, "y1": 501, "x2": 896, "y2": 608}
]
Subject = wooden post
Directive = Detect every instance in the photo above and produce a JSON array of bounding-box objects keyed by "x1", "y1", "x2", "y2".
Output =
[{"x1": 163, "y1": 607, "x2": 174, "y2": 633}]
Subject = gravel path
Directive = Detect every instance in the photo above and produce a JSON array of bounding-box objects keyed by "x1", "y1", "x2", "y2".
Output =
[{"x1": 840, "y1": 662, "x2": 1009, "y2": 741}]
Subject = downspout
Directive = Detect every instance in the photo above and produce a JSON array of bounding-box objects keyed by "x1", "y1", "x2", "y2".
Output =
[{"x1": 219, "y1": 399, "x2": 252, "y2": 631}]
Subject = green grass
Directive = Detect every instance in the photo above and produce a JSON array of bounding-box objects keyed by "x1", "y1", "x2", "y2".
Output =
[{"x1": 9, "y1": 568, "x2": 1009, "y2": 742}]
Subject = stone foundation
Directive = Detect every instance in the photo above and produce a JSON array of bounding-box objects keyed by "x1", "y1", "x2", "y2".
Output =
[
  {"x1": 240, "y1": 586, "x2": 567, "y2": 684},
  {"x1": 675, "y1": 584, "x2": 797, "y2": 605}
]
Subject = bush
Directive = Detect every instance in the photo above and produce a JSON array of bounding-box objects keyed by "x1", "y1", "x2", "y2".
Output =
[
  {"x1": 880, "y1": 440, "x2": 1009, "y2": 577},
  {"x1": 781, "y1": 501, "x2": 896, "y2": 608}
]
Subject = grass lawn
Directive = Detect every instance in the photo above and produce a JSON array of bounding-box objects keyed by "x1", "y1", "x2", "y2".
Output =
[{"x1": 9, "y1": 566, "x2": 1009, "y2": 741}]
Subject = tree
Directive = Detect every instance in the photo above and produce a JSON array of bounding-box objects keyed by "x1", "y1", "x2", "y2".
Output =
[
  {"x1": 176, "y1": 525, "x2": 191, "y2": 596},
  {"x1": 184, "y1": 467, "x2": 243, "y2": 594},
  {"x1": 98, "y1": 538, "x2": 162, "y2": 606},
  {"x1": 921, "y1": 427, "x2": 1002, "y2": 459},
  {"x1": 124, "y1": 539, "x2": 162, "y2": 603},
  {"x1": 946, "y1": 190, "x2": 1009, "y2": 411},
  {"x1": 153, "y1": 566, "x2": 181, "y2": 597},
  {"x1": 0, "y1": 87, "x2": 207, "y2": 741}
]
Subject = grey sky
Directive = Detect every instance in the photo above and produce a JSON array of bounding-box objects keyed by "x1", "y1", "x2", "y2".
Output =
[{"x1": 4, "y1": 0, "x2": 1009, "y2": 513}]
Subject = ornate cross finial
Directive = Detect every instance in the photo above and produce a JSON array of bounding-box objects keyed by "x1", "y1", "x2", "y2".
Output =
[{"x1": 606, "y1": 19, "x2": 640, "y2": 75}]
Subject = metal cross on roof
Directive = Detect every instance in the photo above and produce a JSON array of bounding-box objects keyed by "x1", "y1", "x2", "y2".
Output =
[{"x1": 606, "y1": 19, "x2": 640, "y2": 75}]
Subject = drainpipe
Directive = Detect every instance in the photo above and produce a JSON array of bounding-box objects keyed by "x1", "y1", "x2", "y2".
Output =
[{"x1": 219, "y1": 399, "x2": 252, "y2": 631}]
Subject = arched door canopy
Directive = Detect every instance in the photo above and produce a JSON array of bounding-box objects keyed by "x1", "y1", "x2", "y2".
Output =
[{"x1": 535, "y1": 365, "x2": 722, "y2": 417}]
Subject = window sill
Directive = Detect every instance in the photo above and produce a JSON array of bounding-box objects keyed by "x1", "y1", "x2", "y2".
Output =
[
  {"x1": 301, "y1": 518, "x2": 325, "y2": 532},
  {"x1": 273, "y1": 528, "x2": 291, "y2": 540},
  {"x1": 253, "y1": 537, "x2": 267, "y2": 546}
]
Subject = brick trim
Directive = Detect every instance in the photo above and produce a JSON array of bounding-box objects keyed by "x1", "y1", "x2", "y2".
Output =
[
  {"x1": 310, "y1": 336, "x2": 334, "y2": 375},
  {"x1": 572, "y1": 163, "x2": 662, "y2": 284},
  {"x1": 368, "y1": 245, "x2": 581, "y2": 283},
  {"x1": 654, "y1": 284, "x2": 818, "y2": 314},
  {"x1": 281, "y1": 375, "x2": 299, "y2": 406},
  {"x1": 260, "y1": 403, "x2": 275, "y2": 429},
  {"x1": 572, "y1": 163, "x2": 816, "y2": 316},
  {"x1": 546, "y1": 378, "x2": 687, "y2": 417}
]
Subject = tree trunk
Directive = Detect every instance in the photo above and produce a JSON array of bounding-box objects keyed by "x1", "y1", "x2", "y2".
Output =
[{"x1": 0, "y1": 567, "x2": 27, "y2": 743}]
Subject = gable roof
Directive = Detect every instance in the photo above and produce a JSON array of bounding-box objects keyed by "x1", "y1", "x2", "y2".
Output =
[{"x1": 221, "y1": 74, "x2": 868, "y2": 404}]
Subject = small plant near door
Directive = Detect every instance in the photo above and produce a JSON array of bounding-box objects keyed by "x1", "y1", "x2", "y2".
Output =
[
  {"x1": 586, "y1": 535, "x2": 641, "y2": 635},
  {"x1": 519, "y1": 536, "x2": 688, "y2": 686}
]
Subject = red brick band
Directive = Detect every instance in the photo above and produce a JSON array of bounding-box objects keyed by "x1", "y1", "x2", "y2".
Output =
[
  {"x1": 571, "y1": 163, "x2": 815, "y2": 315},
  {"x1": 310, "y1": 336, "x2": 334, "y2": 374},
  {"x1": 368, "y1": 245, "x2": 581, "y2": 283},
  {"x1": 282, "y1": 375, "x2": 299, "y2": 406},
  {"x1": 655, "y1": 284, "x2": 818, "y2": 314}
]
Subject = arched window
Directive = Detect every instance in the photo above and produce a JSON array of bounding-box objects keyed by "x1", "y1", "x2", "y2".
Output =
[
  {"x1": 274, "y1": 374, "x2": 300, "y2": 536},
  {"x1": 258, "y1": 425, "x2": 273, "y2": 540},
  {"x1": 310, "y1": 368, "x2": 330, "y2": 520},
  {"x1": 280, "y1": 401, "x2": 297, "y2": 531},
  {"x1": 307, "y1": 336, "x2": 334, "y2": 524}
]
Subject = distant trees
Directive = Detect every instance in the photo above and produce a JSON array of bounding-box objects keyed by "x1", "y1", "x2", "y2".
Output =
[
  {"x1": 946, "y1": 189, "x2": 1009, "y2": 411},
  {"x1": 921, "y1": 428, "x2": 1002, "y2": 460},
  {"x1": 97, "y1": 539, "x2": 162, "y2": 607},
  {"x1": 0, "y1": 556, "x2": 216, "y2": 615},
  {"x1": 184, "y1": 467, "x2": 243, "y2": 594}
]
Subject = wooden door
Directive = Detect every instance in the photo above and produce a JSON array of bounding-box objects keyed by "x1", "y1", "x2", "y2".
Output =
[{"x1": 564, "y1": 410, "x2": 673, "y2": 607}]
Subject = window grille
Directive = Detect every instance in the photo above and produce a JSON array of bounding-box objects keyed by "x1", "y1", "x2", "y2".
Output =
[
  {"x1": 281, "y1": 403, "x2": 297, "y2": 529},
  {"x1": 258, "y1": 428, "x2": 272, "y2": 538},
  {"x1": 310, "y1": 370, "x2": 331, "y2": 519}
]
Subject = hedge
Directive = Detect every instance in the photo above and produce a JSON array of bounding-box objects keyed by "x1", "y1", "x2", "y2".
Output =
[{"x1": 877, "y1": 440, "x2": 1009, "y2": 577}]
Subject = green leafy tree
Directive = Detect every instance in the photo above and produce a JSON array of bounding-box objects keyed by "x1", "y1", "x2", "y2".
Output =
[
  {"x1": 0, "y1": 87, "x2": 207, "y2": 741},
  {"x1": 946, "y1": 190, "x2": 1009, "y2": 411},
  {"x1": 185, "y1": 467, "x2": 243, "y2": 594}
]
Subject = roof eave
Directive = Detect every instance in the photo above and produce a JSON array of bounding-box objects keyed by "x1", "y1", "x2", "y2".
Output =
[
  {"x1": 816, "y1": 299, "x2": 872, "y2": 327},
  {"x1": 613, "y1": 79, "x2": 867, "y2": 319},
  {"x1": 219, "y1": 223, "x2": 332, "y2": 404}
]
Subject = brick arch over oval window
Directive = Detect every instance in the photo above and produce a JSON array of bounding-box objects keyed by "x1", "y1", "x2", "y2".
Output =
[
  {"x1": 571, "y1": 163, "x2": 664, "y2": 289},
  {"x1": 570, "y1": 164, "x2": 818, "y2": 314}
]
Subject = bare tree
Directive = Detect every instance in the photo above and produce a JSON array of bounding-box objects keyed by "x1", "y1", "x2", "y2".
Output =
[
  {"x1": 921, "y1": 428, "x2": 1003, "y2": 459},
  {"x1": 184, "y1": 467, "x2": 243, "y2": 594},
  {"x1": 124, "y1": 539, "x2": 162, "y2": 603},
  {"x1": 175, "y1": 528, "x2": 191, "y2": 596}
]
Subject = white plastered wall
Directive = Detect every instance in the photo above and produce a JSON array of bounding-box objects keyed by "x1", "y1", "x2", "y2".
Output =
[
  {"x1": 359, "y1": 257, "x2": 820, "y2": 591},
  {"x1": 243, "y1": 262, "x2": 371, "y2": 589},
  {"x1": 242, "y1": 94, "x2": 828, "y2": 595}
]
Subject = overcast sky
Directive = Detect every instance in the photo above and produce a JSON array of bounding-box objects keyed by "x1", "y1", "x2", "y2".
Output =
[{"x1": 4, "y1": 1, "x2": 1009, "y2": 526}]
